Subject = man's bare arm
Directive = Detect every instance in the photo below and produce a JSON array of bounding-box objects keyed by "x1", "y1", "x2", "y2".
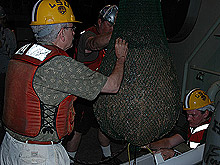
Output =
[
  {"x1": 101, "y1": 38, "x2": 128, "y2": 93},
  {"x1": 145, "y1": 134, "x2": 185, "y2": 150},
  {"x1": 85, "y1": 32, "x2": 112, "y2": 51}
]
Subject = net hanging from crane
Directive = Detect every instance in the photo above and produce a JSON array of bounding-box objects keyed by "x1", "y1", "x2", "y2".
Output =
[{"x1": 94, "y1": 0, "x2": 181, "y2": 146}]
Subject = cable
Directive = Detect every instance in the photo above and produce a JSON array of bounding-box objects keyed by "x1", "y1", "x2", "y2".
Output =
[{"x1": 127, "y1": 143, "x2": 131, "y2": 165}]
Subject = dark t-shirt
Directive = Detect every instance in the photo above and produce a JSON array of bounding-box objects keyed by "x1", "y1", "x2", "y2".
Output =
[{"x1": 76, "y1": 30, "x2": 100, "y2": 62}]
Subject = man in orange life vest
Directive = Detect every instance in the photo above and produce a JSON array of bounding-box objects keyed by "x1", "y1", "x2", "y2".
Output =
[
  {"x1": 66, "y1": 5, "x2": 120, "y2": 162},
  {"x1": 0, "y1": 0, "x2": 128, "y2": 164}
]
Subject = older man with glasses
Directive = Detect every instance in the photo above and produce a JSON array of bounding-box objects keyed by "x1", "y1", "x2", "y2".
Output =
[{"x1": 0, "y1": 0, "x2": 128, "y2": 164}]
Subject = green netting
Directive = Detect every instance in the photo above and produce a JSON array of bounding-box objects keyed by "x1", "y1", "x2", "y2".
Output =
[{"x1": 94, "y1": 0, "x2": 181, "y2": 146}]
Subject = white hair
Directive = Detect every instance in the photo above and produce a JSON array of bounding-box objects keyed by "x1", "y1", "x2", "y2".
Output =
[
  {"x1": 198, "y1": 104, "x2": 215, "y2": 112},
  {"x1": 31, "y1": 23, "x2": 68, "y2": 45}
]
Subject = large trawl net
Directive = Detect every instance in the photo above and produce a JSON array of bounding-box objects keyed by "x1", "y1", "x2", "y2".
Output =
[{"x1": 94, "y1": 0, "x2": 181, "y2": 146}]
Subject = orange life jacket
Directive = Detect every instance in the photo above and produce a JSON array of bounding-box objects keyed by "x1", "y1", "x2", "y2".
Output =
[
  {"x1": 3, "y1": 44, "x2": 76, "y2": 140},
  {"x1": 83, "y1": 26, "x2": 106, "y2": 71}
]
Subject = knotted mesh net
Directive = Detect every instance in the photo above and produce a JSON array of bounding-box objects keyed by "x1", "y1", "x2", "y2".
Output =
[{"x1": 94, "y1": 0, "x2": 181, "y2": 146}]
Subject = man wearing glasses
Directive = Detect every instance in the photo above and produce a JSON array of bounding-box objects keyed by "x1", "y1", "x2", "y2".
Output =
[
  {"x1": 146, "y1": 88, "x2": 214, "y2": 161},
  {"x1": 0, "y1": 1, "x2": 128, "y2": 164}
]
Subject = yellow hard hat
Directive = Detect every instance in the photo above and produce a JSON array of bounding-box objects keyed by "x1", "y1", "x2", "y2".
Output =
[
  {"x1": 183, "y1": 88, "x2": 213, "y2": 111},
  {"x1": 30, "y1": 0, "x2": 81, "y2": 25}
]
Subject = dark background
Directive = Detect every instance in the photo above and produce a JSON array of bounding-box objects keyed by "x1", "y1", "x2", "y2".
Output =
[{"x1": 0, "y1": 0, "x2": 190, "y2": 45}]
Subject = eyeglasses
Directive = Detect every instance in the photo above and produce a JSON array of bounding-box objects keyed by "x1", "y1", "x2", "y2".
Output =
[{"x1": 64, "y1": 26, "x2": 76, "y2": 31}]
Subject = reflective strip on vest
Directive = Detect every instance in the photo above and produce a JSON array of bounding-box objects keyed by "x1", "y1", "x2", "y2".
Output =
[
  {"x1": 190, "y1": 123, "x2": 209, "y2": 134},
  {"x1": 189, "y1": 123, "x2": 209, "y2": 148},
  {"x1": 189, "y1": 141, "x2": 200, "y2": 149},
  {"x1": 16, "y1": 44, "x2": 52, "y2": 61}
]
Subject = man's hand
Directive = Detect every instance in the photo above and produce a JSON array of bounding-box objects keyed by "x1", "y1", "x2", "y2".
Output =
[
  {"x1": 115, "y1": 38, "x2": 128, "y2": 62},
  {"x1": 154, "y1": 148, "x2": 175, "y2": 161},
  {"x1": 101, "y1": 38, "x2": 128, "y2": 93}
]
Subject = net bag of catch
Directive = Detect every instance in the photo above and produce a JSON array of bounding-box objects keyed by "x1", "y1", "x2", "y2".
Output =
[{"x1": 94, "y1": 0, "x2": 181, "y2": 146}]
